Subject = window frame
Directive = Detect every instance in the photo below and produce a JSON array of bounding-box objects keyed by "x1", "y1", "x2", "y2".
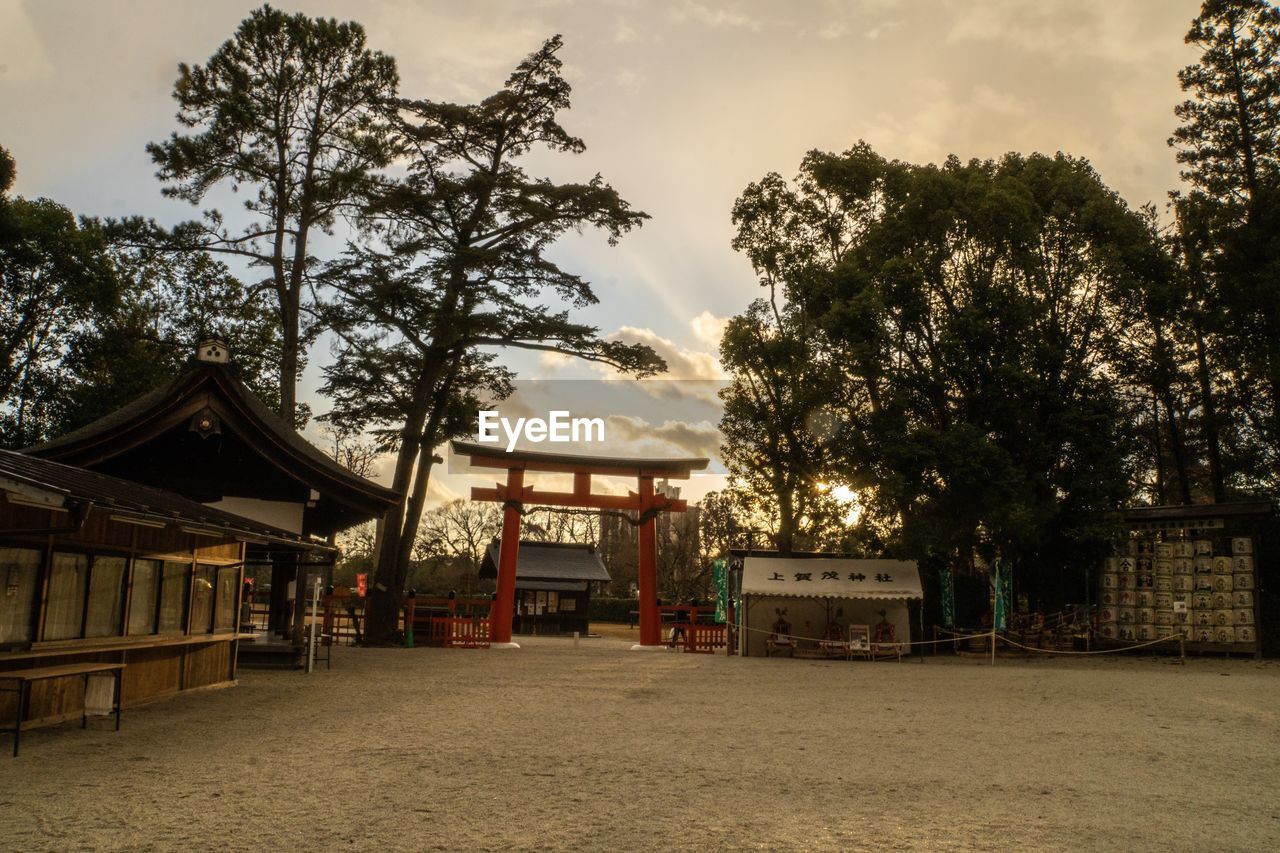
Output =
[{"x1": 40, "y1": 547, "x2": 131, "y2": 642}]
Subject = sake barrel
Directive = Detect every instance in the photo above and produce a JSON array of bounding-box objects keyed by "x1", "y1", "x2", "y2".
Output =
[
  {"x1": 1104, "y1": 556, "x2": 1121, "y2": 573},
  {"x1": 1125, "y1": 539, "x2": 1139, "y2": 557},
  {"x1": 1098, "y1": 623, "x2": 1118, "y2": 640},
  {"x1": 1233, "y1": 573, "x2": 1254, "y2": 591},
  {"x1": 1119, "y1": 590, "x2": 1137, "y2": 607},
  {"x1": 1193, "y1": 591, "x2": 1214, "y2": 610},
  {"x1": 1119, "y1": 573, "x2": 1136, "y2": 589},
  {"x1": 1194, "y1": 609, "x2": 1213, "y2": 626},
  {"x1": 1213, "y1": 574, "x2": 1232, "y2": 592},
  {"x1": 1117, "y1": 607, "x2": 1136, "y2": 624},
  {"x1": 1173, "y1": 575, "x2": 1193, "y2": 592},
  {"x1": 1192, "y1": 626, "x2": 1213, "y2": 643},
  {"x1": 1233, "y1": 555, "x2": 1253, "y2": 573},
  {"x1": 1214, "y1": 609, "x2": 1233, "y2": 626},
  {"x1": 1136, "y1": 590, "x2": 1155, "y2": 608},
  {"x1": 1100, "y1": 589, "x2": 1118, "y2": 606},
  {"x1": 1231, "y1": 537, "x2": 1253, "y2": 555},
  {"x1": 1137, "y1": 539, "x2": 1153, "y2": 555},
  {"x1": 1155, "y1": 591, "x2": 1174, "y2": 609},
  {"x1": 1233, "y1": 590, "x2": 1255, "y2": 609},
  {"x1": 1155, "y1": 543, "x2": 1174, "y2": 559},
  {"x1": 1118, "y1": 556, "x2": 1136, "y2": 572},
  {"x1": 1136, "y1": 624, "x2": 1156, "y2": 641},
  {"x1": 1138, "y1": 574, "x2": 1154, "y2": 589},
  {"x1": 1137, "y1": 557, "x2": 1153, "y2": 572},
  {"x1": 1234, "y1": 608, "x2": 1254, "y2": 626},
  {"x1": 1102, "y1": 573, "x2": 1119, "y2": 589},
  {"x1": 1213, "y1": 556, "x2": 1233, "y2": 575},
  {"x1": 1137, "y1": 607, "x2": 1155, "y2": 624},
  {"x1": 1099, "y1": 605, "x2": 1118, "y2": 623},
  {"x1": 1236, "y1": 625, "x2": 1256, "y2": 644},
  {"x1": 1155, "y1": 559, "x2": 1173, "y2": 576},
  {"x1": 1194, "y1": 539, "x2": 1213, "y2": 556},
  {"x1": 1212, "y1": 591, "x2": 1232, "y2": 610},
  {"x1": 1214, "y1": 626, "x2": 1236, "y2": 644},
  {"x1": 1154, "y1": 575, "x2": 1173, "y2": 592},
  {"x1": 1194, "y1": 575, "x2": 1215, "y2": 591},
  {"x1": 1194, "y1": 556, "x2": 1213, "y2": 574},
  {"x1": 1173, "y1": 558, "x2": 1193, "y2": 575},
  {"x1": 1174, "y1": 541, "x2": 1195, "y2": 558},
  {"x1": 1155, "y1": 609, "x2": 1174, "y2": 626}
]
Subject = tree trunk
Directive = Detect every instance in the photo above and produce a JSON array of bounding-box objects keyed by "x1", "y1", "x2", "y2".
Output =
[{"x1": 1192, "y1": 319, "x2": 1227, "y2": 502}]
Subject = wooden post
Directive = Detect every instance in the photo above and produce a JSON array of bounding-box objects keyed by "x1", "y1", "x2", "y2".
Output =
[
  {"x1": 637, "y1": 476, "x2": 660, "y2": 646},
  {"x1": 492, "y1": 468, "x2": 524, "y2": 644}
]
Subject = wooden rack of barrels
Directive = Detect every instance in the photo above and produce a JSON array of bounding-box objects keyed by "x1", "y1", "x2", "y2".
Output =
[{"x1": 1096, "y1": 503, "x2": 1266, "y2": 657}]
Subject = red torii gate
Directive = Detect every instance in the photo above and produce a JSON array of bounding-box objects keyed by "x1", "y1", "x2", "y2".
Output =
[{"x1": 450, "y1": 440, "x2": 709, "y2": 646}]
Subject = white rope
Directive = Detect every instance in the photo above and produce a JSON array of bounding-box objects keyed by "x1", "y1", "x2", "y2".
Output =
[{"x1": 735, "y1": 621, "x2": 1186, "y2": 656}]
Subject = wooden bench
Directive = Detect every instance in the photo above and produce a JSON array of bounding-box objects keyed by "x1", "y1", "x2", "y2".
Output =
[{"x1": 0, "y1": 662, "x2": 125, "y2": 756}]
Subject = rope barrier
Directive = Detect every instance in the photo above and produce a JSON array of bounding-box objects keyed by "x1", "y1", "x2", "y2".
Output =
[
  {"x1": 738, "y1": 622, "x2": 991, "y2": 647},
  {"x1": 996, "y1": 632, "x2": 1184, "y2": 656},
  {"x1": 734, "y1": 620, "x2": 1187, "y2": 657}
]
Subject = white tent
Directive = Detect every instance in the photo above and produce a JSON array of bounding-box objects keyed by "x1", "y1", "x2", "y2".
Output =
[{"x1": 739, "y1": 557, "x2": 923, "y2": 657}]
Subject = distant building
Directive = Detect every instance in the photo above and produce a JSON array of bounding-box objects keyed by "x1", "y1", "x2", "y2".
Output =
[{"x1": 479, "y1": 539, "x2": 611, "y2": 635}]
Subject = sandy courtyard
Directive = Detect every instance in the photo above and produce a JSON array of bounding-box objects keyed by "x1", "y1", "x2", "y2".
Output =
[{"x1": 1, "y1": 634, "x2": 1277, "y2": 852}]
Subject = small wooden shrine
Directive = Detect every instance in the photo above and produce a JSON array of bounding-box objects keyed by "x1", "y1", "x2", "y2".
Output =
[{"x1": 478, "y1": 539, "x2": 610, "y2": 636}]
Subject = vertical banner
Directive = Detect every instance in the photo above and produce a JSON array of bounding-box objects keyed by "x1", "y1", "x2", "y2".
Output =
[
  {"x1": 356, "y1": 573, "x2": 368, "y2": 597},
  {"x1": 992, "y1": 561, "x2": 1009, "y2": 631},
  {"x1": 713, "y1": 558, "x2": 727, "y2": 623},
  {"x1": 940, "y1": 569, "x2": 955, "y2": 628}
]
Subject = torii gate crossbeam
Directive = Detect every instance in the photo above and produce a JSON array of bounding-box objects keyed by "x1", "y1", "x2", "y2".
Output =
[{"x1": 451, "y1": 441, "x2": 709, "y2": 646}]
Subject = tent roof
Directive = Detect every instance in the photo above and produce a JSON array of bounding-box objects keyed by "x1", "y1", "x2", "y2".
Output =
[
  {"x1": 742, "y1": 556, "x2": 922, "y2": 600},
  {"x1": 479, "y1": 539, "x2": 611, "y2": 583}
]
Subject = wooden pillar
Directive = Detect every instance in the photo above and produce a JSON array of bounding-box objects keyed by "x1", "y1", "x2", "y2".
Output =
[
  {"x1": 637, "y1": 475, "x2": 660, "y2": 646},
  {"x1": 492, "y1": 468, "x2": 524, "y2": 644}
]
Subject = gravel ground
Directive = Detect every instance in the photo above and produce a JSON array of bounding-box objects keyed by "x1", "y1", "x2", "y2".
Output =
[{"x1": 1, "y1": 636, "x2": 1277, "y2": 852}]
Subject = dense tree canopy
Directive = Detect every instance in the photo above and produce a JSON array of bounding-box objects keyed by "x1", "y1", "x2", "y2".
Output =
[
  {"x1": 145, "y1": 3, "x2": 399, "y2": 424},
  {"x1": 725, "y1": 147, "x2": 1170, "y2": 604},
  {"x1": 322, "y1": 36, "x2": 663, "y2": 641},
  {"x1": 0, "y1": 146, "x2": 119, "y2": 447}
]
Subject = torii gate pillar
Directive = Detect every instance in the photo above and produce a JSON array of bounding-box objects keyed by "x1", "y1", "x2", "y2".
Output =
[
  {"x1": 491, "y1": 467, "x2": 524, "y2": 645},
  {"x1": 636, "y1": 475, "x2": 660, "y2": 646}
]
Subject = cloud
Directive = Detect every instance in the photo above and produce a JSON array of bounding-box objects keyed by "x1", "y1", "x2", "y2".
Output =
[
  {"x1": 669, "y1": 1, "x2": 765, "y2": 31},
  {"x1": 690, "y1": 310, "x2": 729, "y2": 351},
  {"x1": 0, "y1": 4, "x2": 52, "y2": 82},
  {"x1": 608, "y1": 326, "x2": 725, "y2": 380},
  {"x1": 604, "y1": 414, "x2": 722, "y2": 459}
]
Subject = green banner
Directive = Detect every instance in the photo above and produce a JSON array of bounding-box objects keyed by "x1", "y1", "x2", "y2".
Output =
[
  {"x1": 940, "y1": 569, "x2": 955, "y2": 628},
  {"x1": 713, "y1": 558, "x2": 727, "y2": 624},
  {"x1": 992, "y1": 561, "x2": 1010, "y2": 632}
]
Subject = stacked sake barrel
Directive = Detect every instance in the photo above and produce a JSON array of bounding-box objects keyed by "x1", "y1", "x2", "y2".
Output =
[{"x1": 1098, "y1": 535, "x2": 1258, "y2": 647}]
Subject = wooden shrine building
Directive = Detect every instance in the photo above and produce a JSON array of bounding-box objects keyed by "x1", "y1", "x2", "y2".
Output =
[
  {"x1": 25, "y1": 341, "x2": 399, "y2": 652},
  {"x1": 479, "y1": 540, "x2": 611, "y2": 635},
  {"x1": 0, "y1": 448, "x2": 318, "y2": 736}
]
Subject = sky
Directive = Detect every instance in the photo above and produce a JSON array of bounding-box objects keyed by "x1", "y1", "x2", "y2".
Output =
[{"x1": 0, "y1": 0, "x2": 1206, "y2": 505}]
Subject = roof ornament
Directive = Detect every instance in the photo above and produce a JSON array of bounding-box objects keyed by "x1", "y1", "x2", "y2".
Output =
[
  {"x1": 196, "y1": 338, "x2": 230, "y2": 364},
  {"x1": 190, "y1": 407, "x2": 221, "y2": 438}
]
